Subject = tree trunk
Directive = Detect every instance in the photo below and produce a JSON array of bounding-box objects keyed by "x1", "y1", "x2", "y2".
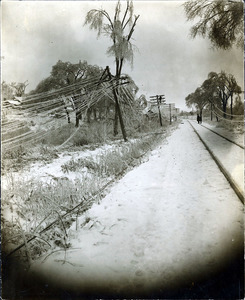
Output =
[
  {"x1": 200, "y1": 109, "x2": 203, "y2": 124},
  {"x1": 75, "y1": 111, "x2": 81, "y2": 127},
  {"x1": 222, "y1": 94, "x2": 228, "y2": 118},
  {"x1": 223, "y1": 103, "x2": 227, "y2": 118},
  {"x1": 93, "y1": 108, "x2": 97, "y2": 121},
  {"x1": 114, "y1": 96, "x2": 127, "y2": 141},
  {"x1": 87, "y1": 108, "x2": 91, "y2": 123},
  {"x1": 61, "y1": 97, "x2": 70, "y2": 124},
  {"x1": 230, "y1": 94, "x2": 233, "y2": 120},
  {"x1": 114, "y1": 104, "x2": 119, "y2": 136},
  {"x1": 66, "y1": 108, "x2": 71, "y2": 124}
]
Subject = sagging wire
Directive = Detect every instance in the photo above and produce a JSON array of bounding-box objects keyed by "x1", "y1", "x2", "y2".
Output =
[
  {"x1": 20, "y1": 75, "x2": 101, "y2": 103},
  {"x1": 2, "y1": 113, "x2": 70, "y2": 147},
  {"x1": 2, "y1": 72, "x2": 135, "y2": 150},
  {"x1": 208, "y1": 99, "x2": 244, "y2": 121},
  {"x1": 3, "y1": 87, "x2": 114, "y2": 148},
  {"x1": 211, "y1": 108, "x2": 244, "y2": 123}
]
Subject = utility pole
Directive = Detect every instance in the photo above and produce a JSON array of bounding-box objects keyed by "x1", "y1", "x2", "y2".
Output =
[
  {"x1": 157, "y1": 95, "x2": 163, "y2": 127},
  {"x1": 105, "y1": 66, "x2": 127, "y2": 142},
  {"x1": 169, "y1": 103, "x2": 172, "y2": 124},
  {"x1": 150, "y1": 94, "x2": 165, "y2": 127}
]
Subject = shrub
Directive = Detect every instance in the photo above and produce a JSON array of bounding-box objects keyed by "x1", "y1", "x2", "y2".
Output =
[
  {"x1": 1, "y1": 174, "x2": 101, "y2": 261},
  {"x1": 42, "y1": 123, "x2": 76, "y2": 146},
  {"x1": 61, "y1": 157, "x2": 99, "y2": 173}
]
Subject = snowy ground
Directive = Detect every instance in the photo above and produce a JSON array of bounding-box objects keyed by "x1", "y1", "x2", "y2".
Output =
[
  {"x1": 189, "y1": 120, "x2": 244, "y2": 195},
  {"x1": 27, "y1": 120, "x2": 243, "y2": 298},
  {"x1": 200, "y1": 120, "x2": 244, "y2": 147},
  {"x1": 2, "y1": 142, "x2": 124, "y2": 188}
]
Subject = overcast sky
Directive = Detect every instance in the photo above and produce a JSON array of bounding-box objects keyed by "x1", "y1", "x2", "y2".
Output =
[{"x1": 1, "y1": 0, "x2": 243, "y2": 110}]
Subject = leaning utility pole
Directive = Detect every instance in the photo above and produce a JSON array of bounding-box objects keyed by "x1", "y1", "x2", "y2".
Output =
[
  {"x1": 150, "y1": 94, "x2": 165, "y2": 126},
  {"x1": 106, "y1": 66, "x2": 127, "y2": 142}
]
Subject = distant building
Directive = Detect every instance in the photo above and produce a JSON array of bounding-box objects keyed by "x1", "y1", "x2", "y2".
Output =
[{"x1": 143, "y1": 100, "x2": 180, "y2": 118}]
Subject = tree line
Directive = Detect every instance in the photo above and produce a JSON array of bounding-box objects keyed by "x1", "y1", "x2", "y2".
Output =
[{"x1": 185, "y1": 71, "x2": 243, "y2": 119}]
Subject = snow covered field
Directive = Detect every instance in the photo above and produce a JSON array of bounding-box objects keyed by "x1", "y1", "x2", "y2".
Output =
[{"x1": 27, "y1": 120, "x2": 243, "y2": 298}]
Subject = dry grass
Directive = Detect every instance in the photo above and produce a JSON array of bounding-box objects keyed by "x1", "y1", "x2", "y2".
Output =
[
  {"x1": 61, "y1": 135, "x2": 154, "y2": 178},
  {"x1": 1, "y1": 174, "x2": 101, "y2": 262}
]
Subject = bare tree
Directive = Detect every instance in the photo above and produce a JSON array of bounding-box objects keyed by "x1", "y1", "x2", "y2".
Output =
[{"x1": 183, "y1": 0, "x2": 243, "y2": 50}]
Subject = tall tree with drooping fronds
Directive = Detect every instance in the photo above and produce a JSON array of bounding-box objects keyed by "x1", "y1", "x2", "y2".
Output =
[{"x1": 84, "y1": 1, "x2": 140, "y2": 138}]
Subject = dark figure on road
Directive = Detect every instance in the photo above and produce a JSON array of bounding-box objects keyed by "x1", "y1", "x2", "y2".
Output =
[
  {"x1": 199, "y1": 115, "x2": 202, "y2": 124},
  {"x1": 197, "y1": 114, "x2": 200, "y2": 124}
]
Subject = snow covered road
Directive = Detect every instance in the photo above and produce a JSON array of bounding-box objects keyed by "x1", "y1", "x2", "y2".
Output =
[{"x1": 30, "y1": 120, "x2": 243, "y2": 298}]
